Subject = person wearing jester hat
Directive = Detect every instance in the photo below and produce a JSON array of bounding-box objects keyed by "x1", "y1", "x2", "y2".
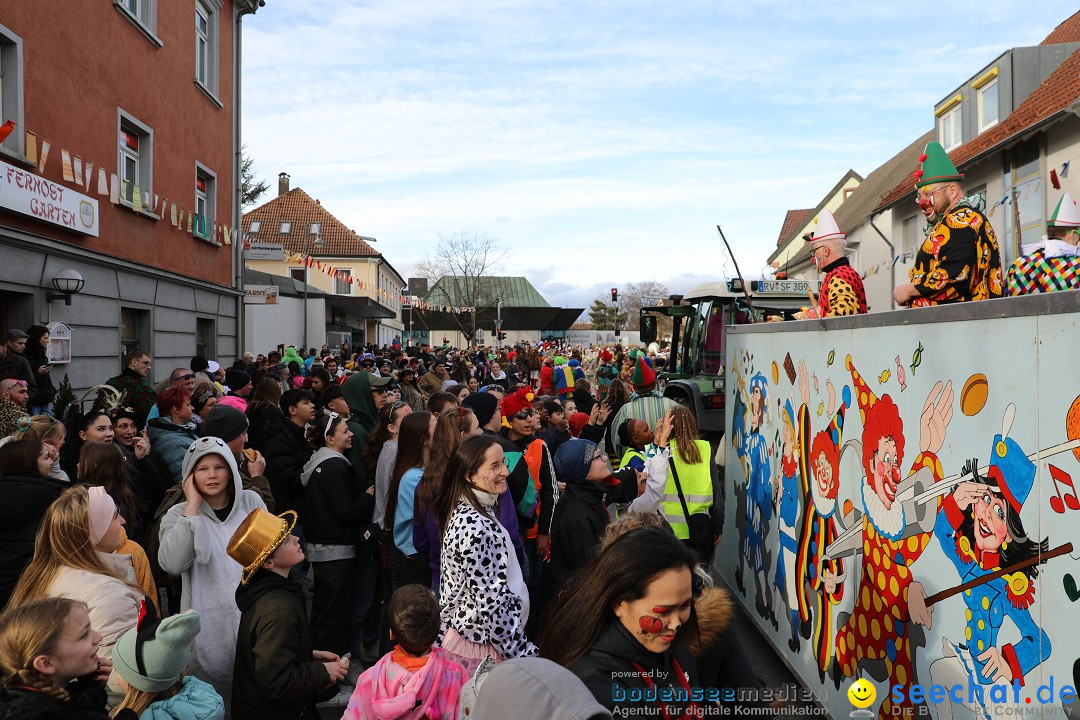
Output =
[
  {"x1": 894, "y1": 141, "x2": 1003, "y2": 307},
  {"x1": 608, "y1": 353, "x2": 677, "y2": 460},
  {"x1": 821, "y1": 355, "x2": 952, "y2": 720},
  {"x1": 928, "y1": 411, "x2": 1051, "y2": 720},
  {"x1": 732, "y1": 371, "x2": 772, "y2": 611},
  {"x1": 805, "y1": 209, "x2": 867, "y2": 317},
  {"x1": 1005, "y1": 191, "x2": 1080, "y2": 295}
]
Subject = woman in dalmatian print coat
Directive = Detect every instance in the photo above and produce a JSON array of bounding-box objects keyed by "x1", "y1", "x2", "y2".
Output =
[{"x1": 433, "y1": 434, "x2": 537, "y2": 674}]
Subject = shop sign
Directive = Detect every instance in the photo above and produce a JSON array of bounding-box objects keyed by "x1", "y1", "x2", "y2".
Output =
[
  {"x1": 0, "y1": 160, "x2": 99, "y2": 236},
  {"x1": 244, "y1": 285, "x2": 279, "y2": 304},
  {"x1": 243, "y1": 240, "x2": 285, "y2": 260}
]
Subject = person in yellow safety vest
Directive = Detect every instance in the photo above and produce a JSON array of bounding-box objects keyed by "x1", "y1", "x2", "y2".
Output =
[
  {"x1": 661, "y1": 407, "x2": 722, "y2": 561},
  {"x1": 617, "y1": 418, "x2": 654, "y2": 473},
  {"x1": 614, "y1": 417, "x2": 656, "y2": 518}
]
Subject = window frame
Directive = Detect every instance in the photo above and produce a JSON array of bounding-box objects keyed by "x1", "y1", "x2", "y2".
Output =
[
  {"x1": 977, "y1": 78, "x2": 999, "y2": 133},
  {"x1": 113, "y1": 0, "x2": 162, "y2": 48},
  {"x1": 193, "y1": 0, "x2": 222, "y2": 105},
  {"x1": 336, "y1": 269, "x2": 353, "y2": 295},
  {"x1": 117, "y1": 110, "x2": 155, "y2": 215},
  {"x1": 0, "y1": 22, "x2": 25, "y2": 162},
  {"x1": 937, "y1": 103, "x2": 962, "y2": 151},
  {"x1": 194, "y1": 163, "x2": 217, "y2": 243}
]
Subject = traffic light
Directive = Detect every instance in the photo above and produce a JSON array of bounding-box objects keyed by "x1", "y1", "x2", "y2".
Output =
[
  {"x1": 497, "y1": 331, "x2": 506, "y2": 341},
  {"x1": 611, "y1": 288, "x2": 618, "y2": 303}
]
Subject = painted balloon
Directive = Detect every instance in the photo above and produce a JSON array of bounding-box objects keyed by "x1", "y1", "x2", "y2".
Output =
[
  {"x1": 1066, "y1": 395, "x2": 1080, "y2": 463},
  {"x1": 960, "y1": 373, "x2": 989, "y2": 416}
]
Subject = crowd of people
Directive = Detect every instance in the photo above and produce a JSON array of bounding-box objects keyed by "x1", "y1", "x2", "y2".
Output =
[{"x1": 0, "y1": 334, "x2": 776, "y2": 720}]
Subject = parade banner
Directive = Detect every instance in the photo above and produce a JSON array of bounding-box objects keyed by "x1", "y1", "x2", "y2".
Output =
[{"x1": 0, "y1": 158, "x2": 99, "y2": 236}]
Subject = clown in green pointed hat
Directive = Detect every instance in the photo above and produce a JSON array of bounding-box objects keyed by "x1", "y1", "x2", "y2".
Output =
[{"x1": 914, "y1": 140, "x2": 964, "y2": 188}]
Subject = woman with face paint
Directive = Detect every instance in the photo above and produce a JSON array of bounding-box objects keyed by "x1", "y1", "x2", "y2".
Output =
[
  {"x1": 539, "y1": 526, "x2": 704, "y2": 716},
  {"x1": 433, "y1": 435, "x2": 536, "y2": 674}
]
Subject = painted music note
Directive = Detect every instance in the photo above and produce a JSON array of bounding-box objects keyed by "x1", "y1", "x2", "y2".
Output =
[{"x1": 1049, "y1": 464, "x2": 1080, "y2": 514}]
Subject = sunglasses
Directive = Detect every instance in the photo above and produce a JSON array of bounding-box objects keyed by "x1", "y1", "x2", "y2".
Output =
[
  {"x1": 7, "y1": 380, "x2": 28, "y2": 388},
  {"x1": 172, "y1": 373, "x2": 196, "y2": 382},
  {"x1": 324, "y1": 412, "x2": 340, "y2": 441},
  {"x1": 512, "y1": 410, "x2": 534, "y2": 420}
]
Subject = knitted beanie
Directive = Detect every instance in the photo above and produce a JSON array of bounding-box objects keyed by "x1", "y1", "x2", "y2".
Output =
[
  {"x1": 198, "y1": 405, "x2": 249, "y2": 443},
  {"x1": 225, "y1": 369, "x2": 251, "y2": 392},
  {"x1": 462, "y1": 392, "x2": 499, "y2": 428},
  {"x1": 112, "y1": 609, "x2": 201, "y2": 692}
]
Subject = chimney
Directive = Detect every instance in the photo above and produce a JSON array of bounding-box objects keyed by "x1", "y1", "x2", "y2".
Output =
[{"x1": 278, "y1": 172, "x2": 290, "y2": 196}]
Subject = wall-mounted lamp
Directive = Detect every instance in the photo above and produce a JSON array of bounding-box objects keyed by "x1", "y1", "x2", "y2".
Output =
[
  {"x1": 46, "y1": 269, "x2": 85, "y2": 305},
  {"x1": 357, "y1": 235, "x2": 377, "y2": 243},
  {"x1": 310, "y1": 222, "x2": 324, "y2": 247}
]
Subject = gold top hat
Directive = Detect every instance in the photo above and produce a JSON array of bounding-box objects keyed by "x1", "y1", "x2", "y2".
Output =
[{"x1": 227, "y1": 508, "x2": 298, "y2": 585}]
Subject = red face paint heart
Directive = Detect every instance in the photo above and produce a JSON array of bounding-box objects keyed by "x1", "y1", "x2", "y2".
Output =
[{"x1": 639, "y1": 616, "x2": 664, "y2": 634}]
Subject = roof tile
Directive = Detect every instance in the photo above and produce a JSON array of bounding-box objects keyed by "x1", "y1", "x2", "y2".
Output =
[
  {"x1": 776, "y1": 209, "x2": 813, "y2": 246},
  {"x1": 241, "y1": 188, "x2": 378, "y2": 258},
  {"x1": 1042, "y1": 11, "x2": 1080, "y2": 44}
]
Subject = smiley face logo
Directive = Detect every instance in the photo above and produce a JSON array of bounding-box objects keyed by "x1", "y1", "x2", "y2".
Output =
[{"x1": 847, "y1": 678, "x2": 876, "y2": 709}]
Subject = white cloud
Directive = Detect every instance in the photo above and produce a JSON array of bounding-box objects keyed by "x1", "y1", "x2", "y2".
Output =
[{"x1": 241, "y1": 1, "x2": 1078, "y2": 303}]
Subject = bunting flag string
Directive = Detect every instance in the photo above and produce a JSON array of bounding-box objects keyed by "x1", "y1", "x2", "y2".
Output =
[
  {"x1": 0, "y1": 119, "x2": 238, "y2": 245},
  {"x1": 281, "y1": 251, "x2": 476, "y2": 313}
]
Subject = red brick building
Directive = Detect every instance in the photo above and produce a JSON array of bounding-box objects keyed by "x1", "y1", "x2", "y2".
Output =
[{"x1": 0, "y1": 0, "x2": 265, "y2": 391}]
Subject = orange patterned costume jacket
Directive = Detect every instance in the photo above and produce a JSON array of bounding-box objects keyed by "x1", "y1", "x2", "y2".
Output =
[{"x1": 909, "y1": 205, "x2": 1002, "y2": 306}]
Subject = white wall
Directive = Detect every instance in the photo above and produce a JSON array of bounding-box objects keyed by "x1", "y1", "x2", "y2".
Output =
[{"x1": 245, "y1": 296, "x2": 326, "y2": 355}]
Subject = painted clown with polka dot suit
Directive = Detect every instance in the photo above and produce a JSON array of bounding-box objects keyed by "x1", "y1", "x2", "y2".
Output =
[{"x1": 821, "y1": 356, "x2": 953, "y2": 719}]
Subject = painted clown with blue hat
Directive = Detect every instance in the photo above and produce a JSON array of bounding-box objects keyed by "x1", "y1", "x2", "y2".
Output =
[
  {"x1": 733, "y1": 371, "x2": 772, "y2": 604},
  {"x1": 929, "y1": 405, "x2": 1051, "y2": 720}
]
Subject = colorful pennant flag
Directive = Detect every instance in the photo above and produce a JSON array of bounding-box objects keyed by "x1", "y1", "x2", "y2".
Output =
[
  {"x1": 61, "y1": 150, "x2": 74, "y2": 182},
  {"x1": 38, "y1": 140, "x2": 50, "y2": 174},
  {"x1": 25, "y1": 131, "x2": 37, "y2": 166}
]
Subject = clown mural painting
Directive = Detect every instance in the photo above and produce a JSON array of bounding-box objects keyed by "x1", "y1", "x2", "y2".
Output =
[
  {"x1": 793, "y1": 360, "x2": 848, "y2": 684},
  {"x1": 773, "y1": 393, "x2": 807, "y2": 652},
  {"x1": 732, "y1": 368, "x2": 775, "y2": 621},
  {"x1": 928, "y1": 411, "x2": 1052, "y2": 720},
  {"x1": 821, "y1": 355, "x2": 952, "y2": 720}
]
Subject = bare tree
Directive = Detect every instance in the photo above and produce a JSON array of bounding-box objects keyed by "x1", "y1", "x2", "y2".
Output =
[
  {"x1": 622, "y1": 281, "x2": 673, "y2": 340},
  {"x1": 414, "y1": 231, "x2": 509, "y2": 345}
]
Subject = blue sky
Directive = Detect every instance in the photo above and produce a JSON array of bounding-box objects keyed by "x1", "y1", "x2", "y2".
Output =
[{"x1": 241, "y1": 1, "x2": 1077, "y2": 310}]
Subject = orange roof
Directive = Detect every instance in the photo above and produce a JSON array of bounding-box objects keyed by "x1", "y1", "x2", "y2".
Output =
[
  {"x1": 241, "y1": 188, "x2": 378, "y2": 258},
  {"x1": 875, "y1": 41, "x2": 1080, "y2": 212},
  {"x1": 776, "y1": 209, "x2": 813, "y2": 246},
  {"x1": 1042, "y1": 10, "x2": 1080, "y2": 44}
]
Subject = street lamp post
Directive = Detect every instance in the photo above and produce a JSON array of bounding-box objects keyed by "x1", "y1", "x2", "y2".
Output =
[{"x1": 303, "y1": 222, "x2": 323, "y2": 351}]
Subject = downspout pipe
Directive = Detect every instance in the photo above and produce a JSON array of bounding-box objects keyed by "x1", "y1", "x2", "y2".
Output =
[
  {"x1": 868, "y1": 211, "x2": 896, "y2": 310},
  {"x1": 234, "y1": 0, "x2": 263, "y2": 357}
]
